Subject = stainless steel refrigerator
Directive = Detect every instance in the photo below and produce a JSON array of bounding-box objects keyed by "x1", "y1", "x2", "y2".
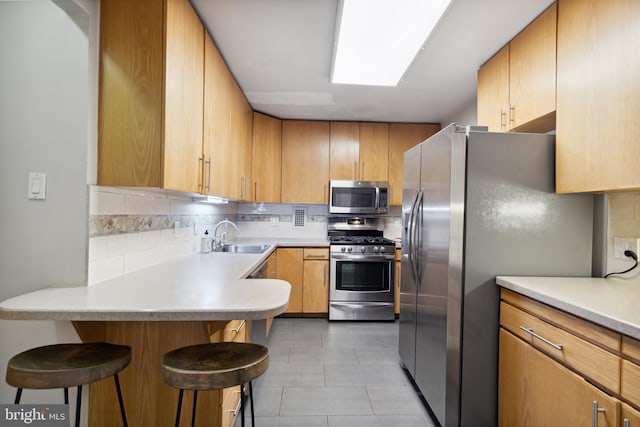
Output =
[{"x1": 399, "y1": 124, "x2": 594, "y2": 427}]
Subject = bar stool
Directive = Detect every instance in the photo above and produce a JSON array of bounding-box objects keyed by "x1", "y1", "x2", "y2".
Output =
[
  {"x1": 6, "y1": 342, "x2": 131, "y2": 427},
  {"x1": 161, "y1": 342, "x2": 269, "y2": 427}
]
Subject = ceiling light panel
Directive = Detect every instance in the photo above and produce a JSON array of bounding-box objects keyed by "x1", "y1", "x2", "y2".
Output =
[{"x1": 331, "y1": 0, "x2": 452, "y2": 86}]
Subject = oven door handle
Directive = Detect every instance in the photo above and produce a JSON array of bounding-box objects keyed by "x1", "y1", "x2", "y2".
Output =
[{"x1": 331, "y1": 254, "x2": 395, "y2": 261}]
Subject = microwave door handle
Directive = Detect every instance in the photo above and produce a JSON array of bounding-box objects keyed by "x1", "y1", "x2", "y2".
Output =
[{"x1": 375, "y1": 187, "x2": 380, "y2": 210}]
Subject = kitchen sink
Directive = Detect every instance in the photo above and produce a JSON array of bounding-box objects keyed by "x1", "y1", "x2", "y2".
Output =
[{"x1": 213, "y1": 244, "x2": 270, "y2": 254}]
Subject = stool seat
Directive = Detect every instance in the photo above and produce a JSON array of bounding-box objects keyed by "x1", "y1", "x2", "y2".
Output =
[
  {"x1": 161, "y1": 342, "x2": 269, "y2": 390},
  {"x1": 6, "y1": 342, "x2": 131, "y2": 389}
]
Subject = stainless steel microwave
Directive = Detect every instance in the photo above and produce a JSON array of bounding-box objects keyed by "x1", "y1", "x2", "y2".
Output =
[{"x1": 329, "y1": 180, "x2": 389, "y2": 214}]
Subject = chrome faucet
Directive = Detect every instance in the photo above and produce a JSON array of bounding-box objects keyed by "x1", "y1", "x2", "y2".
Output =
[{"x1": 213, "y1": 219, "x2": 239, "y2": 248}]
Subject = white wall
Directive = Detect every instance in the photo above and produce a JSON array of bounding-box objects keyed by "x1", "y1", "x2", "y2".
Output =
[
  {"x1": 440, "y1": 96, "x2": 478, "y2": 128},
  {"x1": 0, "y1": 0, "x2": 91, "y2": 405}
]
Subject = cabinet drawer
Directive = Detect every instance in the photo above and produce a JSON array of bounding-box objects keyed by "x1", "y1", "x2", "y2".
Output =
[
  {"x1": 622, "y1": 359, "x2": 640, "y2": 407},
  {"x1": 223, "y1": 320, "x2": 246, "y2": 343},
  {"x1": 501, "y1": 289, "x2": 621, "y2": 352},
  {"x1": 500, "y1": 302, "x2": 621, "y2": 393},
  {"x1": 624, "y1": 336, "x2": 640, "y2": 362},
  {"x1": 303, "y1": 248, "x2": 329, "y2": 260},
  {"x1": 221, "y1": 386, "x2": 242, "y2": 427}
]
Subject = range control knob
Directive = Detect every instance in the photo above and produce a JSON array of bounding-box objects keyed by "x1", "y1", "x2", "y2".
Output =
[
  {"x1": 347, "y1": 247, "x2": 353, "y2": 252},
  {"x1": 373, "y1": 246, "x2": 380, "y2": 253},
  {"x1": 341, "y1": 247, "x2": 346, "y2": 253},
  {"x1": 360, "y1": 246, "x2": 366, "y2": 253}
]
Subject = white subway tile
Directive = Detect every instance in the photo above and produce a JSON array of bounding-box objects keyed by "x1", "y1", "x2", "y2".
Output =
[
  {"x1": 123, "y1": 248, "x2": 160, "y2": 274},
  {"x1": 139, "y1": 230, "x2": 162, "y2": 250},
  {"x1": 88, "y1": 236, "x2": 108, "y2": 262},
  {"x1": 90, "y1": 189, "x2": 125, "y2": 215},
  {"x1": 88, "y1": 256, "x2": 124, "y2": 285},
  {"x1": 124, "y1": 194, "x2": 153, "y2": 215},
  {"x1": 107, "y1": 233, "x2": 139, "y2": 256}
]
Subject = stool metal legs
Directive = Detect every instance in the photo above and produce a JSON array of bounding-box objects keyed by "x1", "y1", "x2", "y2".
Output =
[
  {"x1": 174, "y1": 382, "x2": 256, "y2": 427},
  {"x1": 13, "y1": 374, "x2": 128, "y2": 427}
]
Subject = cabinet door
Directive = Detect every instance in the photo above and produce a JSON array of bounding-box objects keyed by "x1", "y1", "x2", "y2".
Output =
[
  {"x1": 163, "y1": 0, "x2": 204, "y2": 194},
  {"x1": 622, "y1": 402, "x2": 640, "y2": 427},
  {"x1": 509, "y1": 3, "x2": 556, "y2": 131},
  {"x1": 252, "y1": 112, "x2": 282, "y2": 203},
  {"x1": 230, "y1": 85, "x2": 254, "y2": 201},
  {"x1": 330, "y1": 122, "x2": 360, "y2": 180},
  {"x1": 303, "y1": 260, "x2": 329, "y2": 313},
  {"x1": 477, "y1": 44, "x2": 510, "y2": 132},
  {"x1": 388, "y1": 123, "x2": 440, "y2": 206},
  {"x1": 359, "y1": 122, "x2": 389, "y2": 181},
  {"x1": 276, "y1": 248, "x2": 303, "y2": 313},
  {"x1": 499, "y1": 328, "x2": 619, "y2": 427},
  {"x1": 98, "y1": 0, "x2": 165, "y2": 188},
  {"x1": 556, "y1": 0, "x2": 640, "y2": 192},
  {"x1": 282, "y1": 121, "x2": 330, "y2": 204}
]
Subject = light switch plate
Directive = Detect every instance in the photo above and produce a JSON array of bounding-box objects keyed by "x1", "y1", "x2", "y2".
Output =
[{"x1": 28, "y1": 172, "x2": 47, "y2": 200}]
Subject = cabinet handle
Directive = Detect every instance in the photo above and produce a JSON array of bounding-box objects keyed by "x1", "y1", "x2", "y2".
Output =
[
  {"x1": 306, "y1": 254, "x2": 326, "y2": 259},
  {"x1": 624, "y1": 419, "x2": 630, "y2": 427},
  {"x1": 499, "y1": 109, "x2": 506, "y2": 130},
  {"x1": 323, "y1": 264, "x2": 327, "y2": 286},
  {"x1": 229, "y1": 391, "x2": 242, "y2": 415},
  {"x1": 354, "y1": 161, "x2": 358, "y2": 180},
  {"x1": 592, "y1": 401, "x2": 606, "y2": 427},
  {"x1": 361, "y1": 161, "x2": 365, "y2": 180},
  {"x1": 509, "y1": 104, "x2": 515, "y2": 125},
  {"x1": 198, "y1": 157, "x2": 204, "y2": 191},
  {"x1": 205, "y1": 157, "x2": 211, "y2": 192},
  {"x1": 324, "y1": 184, "x2": 327, "y2": 203},
  {"x1": 232, "y1": 320, "x2": 246, "y2": 334},
  {"x1": 519, "y1": 326, "x2": 563, "y2": 350},
  {"x1": 254, "y1": 182, "x2": 258, "y2": 202}
]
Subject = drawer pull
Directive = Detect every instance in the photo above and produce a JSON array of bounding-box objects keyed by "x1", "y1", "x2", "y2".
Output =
[
  {"x1": 228, "y1": 391, "x2": 242, "y2": 415},
  {"x1": 306, "y1": 254, "x2": 326, "y2": 259},
  {"x1": 519, "y1": 326, "x2": 563, "y2": 350},
  {"x1": 232, "y1": 320, "x2": 246, "y2": 334},
  {"x1": 624, "y1": 419, "x2": 630, "y2": 427},
  {"x1": 592, "y1": 401, "x2": 606, "y2": 427}
]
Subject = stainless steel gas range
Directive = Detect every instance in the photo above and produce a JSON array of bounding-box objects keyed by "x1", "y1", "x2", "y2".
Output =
[{"x1": 328, "y1": 217, "x2": 396, "y2": 321}]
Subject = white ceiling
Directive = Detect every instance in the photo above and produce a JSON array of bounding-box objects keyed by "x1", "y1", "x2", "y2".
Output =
[{"x1": 191, "y1": 0, "x2": 555, "y2": 124}]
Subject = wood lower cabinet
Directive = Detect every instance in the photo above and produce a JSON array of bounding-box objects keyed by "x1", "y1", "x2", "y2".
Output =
[
  {"x1": 252, "y1": 112, "x2": 282, "y2": 203},
  {"x1": 275, "y1": 247, "x2": 329, "y2": 315},
  {"x1": 499, "y1": 288, "x2": 640, "y2": 427},
  {"x1": 302, "y1": 248, "x2": 329, "y2": 314},
  {"x1": 556, "y1": 0, "x2": 640, "y2": 192},
  {"x1": 499, "y1": 328, "x2": 619, "y2": 427},
  {"x1": 98, "y1": 0, "x2": 204, "y2": 193},
  {"x1": 388, "y1": 123, "x2": 440, "y2": 206},
  {"x1": 281, "y1": 121, "x2": 330, "y2": 204}
]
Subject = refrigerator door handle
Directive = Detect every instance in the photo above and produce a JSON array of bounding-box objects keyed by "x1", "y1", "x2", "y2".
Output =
[
  {"x1": 410, "y1": 190, "x2": 423, "y2": 286},
  {"x1": 407, "y1": 190, "x2": 419, "y2": 285}
]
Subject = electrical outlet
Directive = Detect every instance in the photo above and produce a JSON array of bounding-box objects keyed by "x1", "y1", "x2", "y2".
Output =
[
  {"x1": 613, "y1": 237, "x2": 640, "y2": 259},
  {"x1": 270, "y1": 217, "x2": 279, "y2": 226}
]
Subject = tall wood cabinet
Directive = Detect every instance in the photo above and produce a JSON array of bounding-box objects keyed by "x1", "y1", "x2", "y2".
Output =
[
  {"x1": 281, "y1": 121, "x2": 330, "y2": 204},
  {"x1": 556, "y1": 0, "x2": 640, "y2": 193},
  {"x1": 98, "y1": 0, "x2": 204, "y2": 193},
  {"x1": 329, "y1": 122, "x2": 389, "y2": 181},
  {"x1": 203, "y1": 33, "x2": 253, "y2": 201},
  {"x1": 252, "y1": 112, "x2": 282, "y2": 203},
  {"x1": 477, "y1": 3, "x2": 556, "y2": 133},
  {"x1": 276, "y1": 248, "x2": 303, "y2": 313},
  {"x1": 388, "y1": 123, "x2": 440, "y2": 206},
  {"x1": 302, "y1": 248, "x2": 329, "y2": 314}
]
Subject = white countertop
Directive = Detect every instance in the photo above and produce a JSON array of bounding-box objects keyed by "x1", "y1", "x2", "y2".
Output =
[
  {"x1": 497, "y1": 276, "x2": 640, "y2": 340},
  {"x1": 0, "y1": 238, "x2": 328, "y2": 322}
]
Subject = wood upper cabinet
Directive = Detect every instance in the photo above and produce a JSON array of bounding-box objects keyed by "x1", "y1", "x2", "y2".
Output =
[
  {"x1": 499, "y1": 328, "x2": 620, "y2": 427},
  {"x1": 388, "y1": 123, "x2": 440, "y2": 206},
  {"x1": 252, "y1": 112, "x2": 282, "y2": 203},
  {"x1": 204, "y1": 32, "x2": 253, "y2": 200},
  {"x1": 302, "y1": 248, "x2": 329, "y2": 314},
  {"x1": 98, "y1": 0, "x2": 204, "y2": 193},
  {"x1": 330, "y1": 122, "x2": 389, "y2": 181},
  {"x1": 477, "y1": 3, "x2": 556, "y2": 133},
  {"x1": 556, "y1": 0, "x2": 640, "y2": 193},
  {"x1": 281, "y1": 121, "x2": 330, "y2": 204},
  {"x1": 477, "y1": 45, "x2": 510, "y2": 132},
  {"x1": 276, "y1": 248, "x2": 303, "y2": 313}
]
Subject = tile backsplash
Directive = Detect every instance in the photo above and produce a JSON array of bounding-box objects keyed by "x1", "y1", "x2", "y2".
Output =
[{"x1": 606, "y1": 192, "x2": 640, "y2": 279}]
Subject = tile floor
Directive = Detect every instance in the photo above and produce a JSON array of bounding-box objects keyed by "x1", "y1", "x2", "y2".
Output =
[{"x1": 238, "y1": 318, "x2": 437, "y2": 427}]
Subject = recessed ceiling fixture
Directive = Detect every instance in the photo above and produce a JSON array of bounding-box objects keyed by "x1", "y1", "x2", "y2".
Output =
[{"x1": 331, "y1": 0, "x2": 452, "y2": 86}]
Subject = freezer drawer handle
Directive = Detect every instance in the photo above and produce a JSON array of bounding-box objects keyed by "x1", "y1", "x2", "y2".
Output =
[{"x1": 519, "y1": 326, "x2": 563, "y2": 351}]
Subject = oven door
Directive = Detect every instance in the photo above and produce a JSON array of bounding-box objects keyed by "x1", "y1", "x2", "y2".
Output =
[{"x1": 330, "y1": 254, "x2": 395, "y2": 303}]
